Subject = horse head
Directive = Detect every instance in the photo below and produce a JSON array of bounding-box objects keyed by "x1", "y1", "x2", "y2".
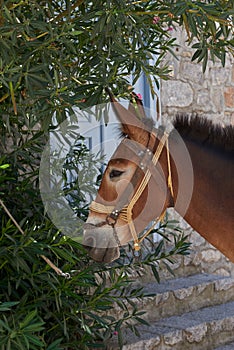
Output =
[{"x1": 83, "y1": 93, "x2": 174, "y2": 262}]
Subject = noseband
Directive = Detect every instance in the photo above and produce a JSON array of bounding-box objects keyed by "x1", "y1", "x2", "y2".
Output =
[{"x1": 89, "y1": 132, "x2": 174, "y2": 252}]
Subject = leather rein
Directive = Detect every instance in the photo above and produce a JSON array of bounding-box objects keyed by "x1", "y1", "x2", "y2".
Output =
[{"x1": 89, "y1": 131, "x2": 174, "y2": 253}]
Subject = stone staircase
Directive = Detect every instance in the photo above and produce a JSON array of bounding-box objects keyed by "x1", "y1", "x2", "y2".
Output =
[
  {"x1": 214, "y1": 343, "x2": 234, "y2": 350},
  {"x1": 108, "y1": 273, "x2": 234, "y2": 350}
]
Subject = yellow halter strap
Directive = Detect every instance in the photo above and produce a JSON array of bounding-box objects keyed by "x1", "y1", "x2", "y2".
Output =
[{"x1": 89, "y1": 133, "x2": 174, "y2": 251}]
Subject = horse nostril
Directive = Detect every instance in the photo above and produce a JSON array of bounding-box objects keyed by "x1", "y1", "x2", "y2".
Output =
[{"x1": 83, "y1": 235, "x2": 96, "y2": 249}]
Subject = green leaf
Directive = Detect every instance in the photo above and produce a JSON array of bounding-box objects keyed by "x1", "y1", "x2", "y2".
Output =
[
  {"x1": 0, "y1": 164, "x2": 10, "y2": 169},
  {"x1": 51, "y1": 246, "x2": 76, "y2": 263},
  {"x1": 154, "y1": 240, "x2": 164, "y2": 257},
  {"x1": 191, "y1": 49, "x2": 202, "y2": 61},
  {"x1": 151, "y1": 265, "x2": 160, "y2": 283},
  {"x1": 19, "y1": 310, "x2": 40, "y2": 329},
  {"x1": 0, "y1": 301, "x2": 19, "y2": 311},
  {"x1": 23, "y1": 334, "x2": 45, "y2": 347},
  {"x1": 135, "y1": 316, "x2": 150, "y2": 326},
  {"x1": 24, "y1": 322, "x2": 45, "y2": 332},
  {"x1": 220, "y1": 50, "x2": 226, "y2": 67},
  {"x1": 0, "y1": 319, "x2": 11, "y2": 332},
  {"x1": 47, "y1": 338, "x2": 63, "y2": 350},
  {"x1": 202, "y1": 51, "x2": 208, "y2": 73}
]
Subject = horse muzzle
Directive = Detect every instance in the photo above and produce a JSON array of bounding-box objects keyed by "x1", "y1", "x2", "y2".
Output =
[{"x1": 82, "y1": 223, "x2": 120, "y2": 263}]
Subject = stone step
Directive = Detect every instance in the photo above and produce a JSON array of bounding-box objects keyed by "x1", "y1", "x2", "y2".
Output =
[
  {"x1": 108, "y1": 301, "x2": 234, "y2": 350},
  {"x1": 117, "y1": 274, "x2": 234, "y2": 322},
  {"x1": 142, "y1": 273, "x2": 234, "y2": 321},
  {"x1": 214, "y1": 342, "x2": 234, "y2": 350}
]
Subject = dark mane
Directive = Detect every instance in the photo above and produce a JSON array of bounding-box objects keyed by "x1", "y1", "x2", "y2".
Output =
[{"x1": 173, "y1": 115, "x2": 234, "y2": 153}]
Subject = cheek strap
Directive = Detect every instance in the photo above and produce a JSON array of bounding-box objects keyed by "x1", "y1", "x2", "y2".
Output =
[{"x1": 89, "y1": 133, "x2": 174, "y2": 252}]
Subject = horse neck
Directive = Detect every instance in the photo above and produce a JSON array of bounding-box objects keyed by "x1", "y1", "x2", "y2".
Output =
[{"x1": 169, "y1": 134, "x2": 234, "y2": 262}]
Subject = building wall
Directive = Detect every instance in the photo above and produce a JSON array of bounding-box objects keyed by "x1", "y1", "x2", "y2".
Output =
[
  {"x1": 160, "y1": 28, "x2": 234, "y2": 277},
  {"x1": 161, "y1": 29, "x2": 234, "y2": 126}
]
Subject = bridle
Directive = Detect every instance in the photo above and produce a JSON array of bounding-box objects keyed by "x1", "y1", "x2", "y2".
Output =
[{"x1": 89, "y1": 131, "x2": 174, "y2": 253}]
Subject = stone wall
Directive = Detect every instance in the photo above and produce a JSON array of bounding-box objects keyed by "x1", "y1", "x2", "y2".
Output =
[
  {"x1": 160, "y1": 28, "x2": 234, "y2": 277},
  {"x1": 161, "y1": 29, "x2": 234, "y2": 126},
  {"x1": 161, "y1": 210, "x2": 234, "y2": 279}
]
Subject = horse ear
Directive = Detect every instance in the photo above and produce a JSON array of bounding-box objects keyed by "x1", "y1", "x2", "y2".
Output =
[{"x1": 105, "y1": 88, "x2": 149, "y2": 145}]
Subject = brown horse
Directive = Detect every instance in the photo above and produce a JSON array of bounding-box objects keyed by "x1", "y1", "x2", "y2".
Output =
[{"x1": 83, "y1": 97, "x2": 234, "y2": 264}]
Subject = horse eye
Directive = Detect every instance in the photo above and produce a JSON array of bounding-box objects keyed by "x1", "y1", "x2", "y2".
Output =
[{"x1": 109, "y1": 169, "x2": 124, "y2": 179}]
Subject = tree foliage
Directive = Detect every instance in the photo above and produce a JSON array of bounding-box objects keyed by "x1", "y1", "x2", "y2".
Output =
[
  {"x1": 0, "y1": 0, "x2": 233, "y2": 129},
  {"x1": 0, "y1": 153, "x2": 191, "y2": 349}
]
